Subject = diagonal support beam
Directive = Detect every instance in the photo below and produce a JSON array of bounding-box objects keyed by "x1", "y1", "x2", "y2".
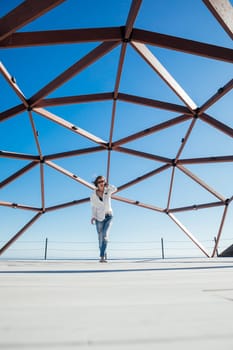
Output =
[
  {"x1": 199, "y1": 113, "x2": 233, "y2": 137},
  {"x1": 132, "y1": 28, "x2": 233, "y2": 63},
  {"x1": 0, "y1": 27, "x2": 122, "y2": 48},
  {"x1": 178, "y1": 155, "x2": 233, "y2": 165},
  {"x1": 0, "y1": 0, "x2": 65, "y2": 41},
  {"x1": 177, "y1": 164, "x2": 226, "y2": 202},
  {"x1": 112, "y1": 194, "x2": 164, "y2": 213},
  {"x1": 113, "y1": 114, "x2": 191, "y2": 147},
  {"x1": 0, "y1": 201, "x2": 40, "y2": 212},
  {"x1": 125, "y1": 0, "x2": 142, "y2": 39},
  {"x1": 0, "y1": 61, "x2": 28, "y2": 107},
  {"x1": 211, "y1": 204, "x2": 229, "y2": 257},
  {"x1": 45, "y1": 160, "x2": 95, "y2": 190},
  {"x1": 0, "y1": 104, "x2": 26, "y2": 123},
  {"x1": 34, "y1": 107, "x2": 108, "y2": 146},
  {"x1": 44, "y1": 146, "x2": 104, "y2": 161},
  {"x1": 36, "y1": 92, "x2": 113, "y2": 108},
  {"x1": 115, "y1": 146, "x2": 172, "y2": 164},
  {"x1": 131, "y1": 41, "x2": 198, "y2": 111},
  {"x1": 29, "y1": 41, "x2": 119, "y2": 106},
  {"x1": 117, "y1": 164, "x2": 171, "y2": 192},
  {"x1": 0, "y1": 161, "x2": 38, "y2": 189},
  {"x1": 168, "y1": 201, "x2": 225, "y2": 213},
  {"x1": 0, "y1": 212, "x2": 42, "y2": 256},
  {"x1": 202, "y1": 0, "x2": 233, "y2": 39},
  {"x1": 118, "y1": 93, "x2": 191, "y2": 114},
  {"x1": 199, "y1": 79, "x2": 233, "y2": 113},
  {"x1": 0, "y1": 150, "x2": 39, "y2": 161},
  {"x1": 46, "y1": 198, "x2": 90, "y2": 212},
  {"x1": 168, "y1": 213, "x2": 210, "y2": 257}
]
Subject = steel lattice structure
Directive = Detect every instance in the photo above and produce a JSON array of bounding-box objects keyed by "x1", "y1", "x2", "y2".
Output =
[{"x1": 0, "y1": 0, "x2": 232, "y2": 257}]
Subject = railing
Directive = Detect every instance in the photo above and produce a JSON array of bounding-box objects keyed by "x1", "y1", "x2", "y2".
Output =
[{"x1": 0, "y1": 237, "x2": 232, "y2": 260}]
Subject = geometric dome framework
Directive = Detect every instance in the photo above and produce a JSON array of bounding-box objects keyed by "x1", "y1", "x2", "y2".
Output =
[{"x1": 0, "y1": 0, "x2": 232, "y2": 258}]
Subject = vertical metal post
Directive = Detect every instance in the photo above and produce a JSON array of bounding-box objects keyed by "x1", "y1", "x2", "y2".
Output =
[
  {"x1": 214, "y1": 236, "x2": 219, "y2": 257},
  {"x1": 161, "y1": 237, "x2": 165, "y2": 259},
  {"x1": 44, "y1": 237, "x2": 48, "y2": 260}
]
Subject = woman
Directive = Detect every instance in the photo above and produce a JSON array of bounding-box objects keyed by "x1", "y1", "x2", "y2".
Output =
[{"x1": 90, "y1": 175, "x2": 117, "y2": 262}]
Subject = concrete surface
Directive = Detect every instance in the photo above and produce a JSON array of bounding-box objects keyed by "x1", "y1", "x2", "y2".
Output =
[{"x1": 0, "y1": 258, "x2": 233, "y2": 349}]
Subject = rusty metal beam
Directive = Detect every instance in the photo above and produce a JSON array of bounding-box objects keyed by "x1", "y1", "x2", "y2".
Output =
[
  {"x1": 107, "y1": 42, "x2": 128, "y2": 181},
  {"x1": 199, "y1": 79, "x2": 233, "y2": 113},
  {"x1": 0, "y1": 27, "x2": 122, "y2": 48},
  {"x1": 200, "y1": 113, "x2": 233, "y2": 137},
  {"x1": 44, "y1": 146, "x2": 104, "y2": 161},
  {"x1": 118, "y1": 93, "x2": 191, "y2": 114},
  {"x1": 116, "y1": 164, "x2": 171, "y2": 192},
  {"x1": 175, "y1": 118, "x2": 197, "y2": 162},
  {"x1": 115, "y1": 146, "x2": 172, "y2": 164},
  {"x1": 113, "y1": 114, "x2": 191, "y2": 147},
  {"x1": 177, "y1": 164, "x2": 226, "y2": 202},
  {"x1": 40, "y1": 163, "x2": 45, "y2": 212},
  {"x1": 0, "y1": 200, "x2": 40, "y2": 211},
  {"x1": 34, "y1": 107, "x2": 107, "y2": 146},
  {"x1": 166, "y1": 166, "x2": 176, "y2": 211},
  {"x1": 0, "y1": 0, "x2": 65, "y2": 41},
  {"x1": 0, "y1": 61, "x2": 28, "y2": 107},
  {"x1": 46, "y1": 198, "x2": 90, "y2": 212},
  {"x1": 0, "y1": 212, "x2": 42, "y2": 256},
  {"x1": 168, "y1": 201, "x2": 225, "y2": 213},
  {"x1": 112, "y1": 194, "x2": 164, "y2": 213},
  {"x1": 28, "y1": 111, "x2": 43, "y2": 159},
  {"x1": 168, "y1": 213, "x2": 210, "y2": 257},
  {"x1": 45, "y1": 160, "x2": 95, "y2": 190},
  {"x1": 211, "y1": 204, "x2": 229, "y2": 257},
  {"x1": 132, "y1": 28, "x2": 233, "y2": 63},
  {"x1": 125, "y1": 0, "x2": 142, "y2": 39},
  {"x1": 0, "y1": 150, "x2": 39, "y2": 161},
  {"x1": 178, "y1": 155, "x2": 233, "y2": 164},
  {"x1": 29, "y1": 40, "x2": 119, "y2": 106},
  {"x1": 0, "y1": 104, "x2": 26, "y2": 123},
  {"x1": 202, "y1": 0, "x2": 233, "y2": 39},
  {"x1": 0, "y1": 161, "x2": 38, "y2": 189},
  {"x1": 131, "y1": 41, "x2": 197, "y2": 111},
  {"x1": 36, "y1": 92, "x2": 113, "y2": 108}
]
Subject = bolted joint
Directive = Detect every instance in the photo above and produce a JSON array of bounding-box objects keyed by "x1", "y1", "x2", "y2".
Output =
[
  {"x1": 193, "y1": 109, "x2": 200, "y2": 118},
  {"x1": 225, "y1": 198, "x2": 229, "y2": 206},
  {"x1": 172, "y1": 159, "x2": 177, "y2": 167},
  {"x1": 27, "y1": 106, "x2": 32, "y2": 111},
  {"x1": 107, "y1": 143, "x2": 112, "y2": 151}
]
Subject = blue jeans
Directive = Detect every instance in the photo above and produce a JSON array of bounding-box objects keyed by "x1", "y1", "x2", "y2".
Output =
[{"x1": 96, "y1": 214, "x2": 113, "y2": 258}]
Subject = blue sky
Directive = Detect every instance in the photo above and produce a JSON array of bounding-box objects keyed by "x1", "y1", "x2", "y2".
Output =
[{"x1": 0, "y1": 0, "x2": 232, "y2": 259}]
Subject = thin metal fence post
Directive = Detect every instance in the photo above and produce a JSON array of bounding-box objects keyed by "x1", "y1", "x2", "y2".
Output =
[
  {"x1": 161, "y1": 237, "x2": 165, "y2": 259},
  {"x1": 214, "y1": 236, "x2": 219, "y2": 257},
  {"x1": 44, "y1": 237, "x2": 48, "y2": 260}
]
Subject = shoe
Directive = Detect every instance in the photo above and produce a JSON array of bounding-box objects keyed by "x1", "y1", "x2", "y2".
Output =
[{"x1": 99, "y1": 257, "x2": 105, "y2": 263}]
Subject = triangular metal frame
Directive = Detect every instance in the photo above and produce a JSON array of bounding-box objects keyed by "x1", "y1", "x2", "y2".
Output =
[{"x1": 0, "y1": 0, "x2": 232, "y2": 257}]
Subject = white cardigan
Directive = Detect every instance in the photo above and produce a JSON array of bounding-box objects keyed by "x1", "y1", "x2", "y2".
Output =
[{"x1": 90, "y1": 184, "x2": 117, "y2": 221}]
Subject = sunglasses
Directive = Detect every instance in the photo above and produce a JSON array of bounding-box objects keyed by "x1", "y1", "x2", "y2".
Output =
[{"x1": 97, "y1": 180, "x2": 105, "y2": 184}]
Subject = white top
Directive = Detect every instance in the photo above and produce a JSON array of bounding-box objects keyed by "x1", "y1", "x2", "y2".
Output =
[{"x1": 90, "y1": 184, "x2": 117, "y2": 222}]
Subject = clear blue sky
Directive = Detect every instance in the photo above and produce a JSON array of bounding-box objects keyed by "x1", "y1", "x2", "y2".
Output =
[{"x1": 0, "y1": 0, "x2": 232, "y2": 259}]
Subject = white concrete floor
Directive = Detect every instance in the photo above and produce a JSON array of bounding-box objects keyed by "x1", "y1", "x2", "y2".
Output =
[{"x1": 0, "y1": 258, "x2": 233, "y2": 349}]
